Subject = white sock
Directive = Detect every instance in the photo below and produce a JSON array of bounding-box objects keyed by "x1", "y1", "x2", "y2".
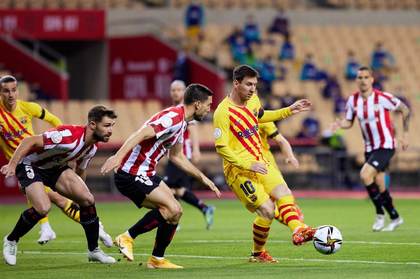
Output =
[{"x1": 152, "y1": 255, "x2": 164, "y2": 260}]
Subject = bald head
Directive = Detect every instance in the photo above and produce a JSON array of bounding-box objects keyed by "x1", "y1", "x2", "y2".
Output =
[{"x1": 170, "y1": 80, "x2": 186, "y2": 105}]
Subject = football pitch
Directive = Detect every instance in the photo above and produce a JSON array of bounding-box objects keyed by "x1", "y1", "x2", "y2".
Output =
[{"x1": 1, "y1": 198, "x2": 420, "y2": 278}]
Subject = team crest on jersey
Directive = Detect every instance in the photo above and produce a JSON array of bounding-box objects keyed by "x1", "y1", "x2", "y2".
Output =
[
  {"x1": 214, "y1": 128, "x2": 222, "y2": 139},
  {"x1": 253, "y1": 109, "x2": 258, "y2": 117},
  {"x1": 20, "y1": 117, "x2": 28, "y2": 124},
  {"x1": 50, "y1": 131, "x2": 63, "y2": 144},
  {"x1": 373, "y1": 104, "x2": 380, "y2": 112}
]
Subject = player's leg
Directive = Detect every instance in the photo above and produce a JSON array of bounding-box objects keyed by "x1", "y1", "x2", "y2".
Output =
[
  {"x1": 226, "y1": 166, "x2": 277, "y2": 263},
  {"x1": 114, "y1": 172, "x2": 182, "y2": 268},
  {"x1": 263, "y1": 165, "x2": 315, "y2": 246},
  {"x1": 360, "y1": 161, "x2": 386, "y2": 231},
  {"x1": 375, "y1": 172, "x2": 402, "y2": 231},
  {"x1": 47, "y1": 188, "x2": 113, "y2": 247},
  {"x1": 55, "y1": 169, "x2": 115, "y2": 264},
  {"x1": 144, "y1": 182, "x2": 183, "y2": 269},
  {"x1": 27, "y1": 187, "x2": 56, "y2": 245},
  {"x1": 4, "y1": 181, "x2": 50, "y2": 265}
]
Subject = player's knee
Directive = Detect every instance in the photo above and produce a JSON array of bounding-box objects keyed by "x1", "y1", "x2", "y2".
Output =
[
  {"x1": 34, "y1": 203, "x2": 51, "y2": 216},
  {"x1": 167, "y1": 202, "x2": 183, "y2": 222},
  {"x1": 77, "y1": 192, "x2": 95, "y2": 207},
  {"x1": 258, "y1": 202, "x2": 275, "y2": 220},
  {"x1": 360, "y1": 170, "x2": 373, "y2": 185}
]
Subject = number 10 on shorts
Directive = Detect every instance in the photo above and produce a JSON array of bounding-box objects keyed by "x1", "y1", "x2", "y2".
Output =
[{"x1": 240, "y1": 180, "x2": 255, "y2": 196}]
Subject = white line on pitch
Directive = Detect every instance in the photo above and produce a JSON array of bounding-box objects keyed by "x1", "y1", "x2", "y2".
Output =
[
  {"x1": 20, "y1": 250, "x2": 420, "y2": 266},
  {"x1": 33, "y1": 239, "x2": 420, "y2": 246}
]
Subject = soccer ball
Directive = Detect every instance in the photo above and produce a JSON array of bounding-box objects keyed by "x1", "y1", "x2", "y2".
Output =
[{"x1": 313, "y1": 225, "x2": 343, "y2": 255}]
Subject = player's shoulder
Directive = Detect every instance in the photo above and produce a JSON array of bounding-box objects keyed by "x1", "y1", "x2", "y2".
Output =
[
  {"x1": 214, "y1": 97, "x2": 229, "y2": 115},
  {"x1": 49, "y1": 125, "x2": 84, "y2": 137},
  {"x1": 17, "y1": 100, "x2": 41, "y2": 111}
]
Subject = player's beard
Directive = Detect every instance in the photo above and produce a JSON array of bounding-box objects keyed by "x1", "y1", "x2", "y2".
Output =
[
  {"x1": 93, "y1": 131, "x2": 110, "y2": 142},
  {"x1": 193, "y1": 113, "x2": 204, "y2": 121}
]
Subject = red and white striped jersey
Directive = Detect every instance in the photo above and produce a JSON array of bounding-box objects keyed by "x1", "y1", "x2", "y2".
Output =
[
  {"x1": 345, "y1": 89, "x2": 401, "y2": 152},
  {"x1": 120, "y1": 105, "x2": 187, "y2": 176},
  {"x1": 22, "y1": 125, "x2": 97, "y2": 170}
]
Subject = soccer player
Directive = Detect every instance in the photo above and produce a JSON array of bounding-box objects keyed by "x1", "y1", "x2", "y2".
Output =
[
  {"x1": 2, "y1": 105, "x2": 117, "y2": 265},
  {"x1": 163, "y1": 80, "x2": 215, "y2": 230},
  {"x1": 101, "y1": 84, "x2": 220, "y2": 269},
  {"x1": 0, "y1": 75, "x2": 112, "y2": 247},
  {"x1": 213, "y1": 65, "x2": 315, "y2": 263},
  {"x1": 333, "y1": 66, "x2": 410, "y2": 232}
]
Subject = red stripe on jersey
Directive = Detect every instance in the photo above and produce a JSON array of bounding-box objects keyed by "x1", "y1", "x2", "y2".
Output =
[
  {"x1": 229, "y1": 115, "x2": 262, "y2": 159},
  {"x1": 229, "y1": 107, "x2": 263, "y2": 147},
  {"x1": 229, "y1": 125, "x2": 259, "y2": 160},
  {"x1": 0, "y1": 131, "x2": 18, "y2": 151},
  {"x1": 238, "y1": 106, "x2": 258, "y2": 124},
  {"x1": 145, "y1": 136, "x2": 174, "y2": 176},
  {"x1": 362, "y1": 98, "x2": 375, "y2": 150},
  {"x1": 374, "y1": 93, "x2": 385, "y2": 148},
  {"x1": 0, "y1": 108, "x2": 24, "y2": 144},
  {"x1": 2, "y1": 109, "x2": 32, "y2": 137},
  {"x1": 128, "y1": 138, "x2": 155, "y2": 175}
]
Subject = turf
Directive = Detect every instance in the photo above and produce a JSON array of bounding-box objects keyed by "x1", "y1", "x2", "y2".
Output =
[{"x1": 1, "y1": 198, "x2": 420, "y2": 278}]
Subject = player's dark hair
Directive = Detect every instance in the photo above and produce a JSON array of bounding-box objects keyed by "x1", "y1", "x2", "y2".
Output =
[
  {"x1": 184, "y1": 84, "x2": 213, "y2": 105},
  {"x1": 358, "y1": 66, "x2": 373, "y2": 75},
  {"x1": 0, "y1": 75, "x2": 17, "y2": 85},
  {"x1": 233, "y1": 65, "x2": 259, "y2": 82},
  {"x1": 88, "y1": 105, "x2": 117, "y2": 123}
]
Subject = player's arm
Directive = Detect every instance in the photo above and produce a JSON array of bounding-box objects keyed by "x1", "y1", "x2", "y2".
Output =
[
  {"x1": 169, "y1": 143, "x2": 220, "y2": 197},
  {"x1": 271, "y1": 132, "x2": 299, "y2": 168},
  {"x1": 1, "y1": 135, "x2": 43, "y2": 177},
  {"x1": 259, "y1": 99, "x2": 312, "y2": 123},
  {"x1": 101, "y1": 126, "x2": 155, "y2": 174},
  {"x1": 333, "y1": 118, "x2": 353, "y2": 130},
  {"x1": 26, "y1": 102, "x2": 62, "y2": 127},
  {"x1": 395, "y1": 101, "x2": 411, "y2": 150},
  {"x1": 188, "y1": 124, "x2": 201, "y2": 164}
]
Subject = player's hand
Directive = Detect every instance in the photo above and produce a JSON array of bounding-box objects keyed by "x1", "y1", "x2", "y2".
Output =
[
  {"x1": 289, "y1": 99, "x2": 312, "y2": 114},
  {"x1": 330, "y1": 118, "x2": 341, "y2": 133},
  {"x1": 100, "y1": 155, "x2": 121, "y2": 174},
  {"x1": 250, "y1": 162, "x2": 267, "y2": 174},
  {"x1": 202, "y1": 176, "x2": 221, "y2": 198},
  {"x1": 285, "y1": 156, "x2": 299, "y2": 168},
  {"x1": 1, "y1": 163, "x2": 16, "y2": 178},
  {"x1": 191, "y1": 150, "x2": 201, "y2": 165},
  {"x1": 399, "y1": 135, "x2": 409, "y2": 151}
]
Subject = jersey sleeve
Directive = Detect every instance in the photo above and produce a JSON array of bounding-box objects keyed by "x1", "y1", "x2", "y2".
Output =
[
  {"x1": 213, "y1": 107, "x2": 230, "y2": 147},
  {"x1": 24, "y1": 101, "x2": 62, "y2": 127},
  {"x1": 148, "y1": 111, "x2": 183, "y2": 139},
  {"x1": 380, "y1": 92, "x2": 401, "y2": 111},
  {"x1": 260, "y1": 122, "x2": 278, "y2": 138},
  {"x1": 42, "y1": 127, "x2": 73, "y2": 150},
  {"x1": 345, "y1": 96, "x2": 355, "y2": 121}
]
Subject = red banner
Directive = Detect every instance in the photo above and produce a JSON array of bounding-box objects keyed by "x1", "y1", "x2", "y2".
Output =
[
  {"x1": 109, "y1": 35, "x2": 225, "y2": 107},
  {"x1": 0, "y1": 9, "x2": 105, "y2": 40}
]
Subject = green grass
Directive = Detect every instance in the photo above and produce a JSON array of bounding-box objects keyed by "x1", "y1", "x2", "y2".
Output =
[{"x1": 1, "y1": 198, "x2": 420, "y2": 278}]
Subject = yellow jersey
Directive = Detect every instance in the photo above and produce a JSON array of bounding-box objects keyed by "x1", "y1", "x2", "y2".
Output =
[
  {"x1": 213, "y1": 94, "x2": 267, "y2": 170},
  {"x1": 0, "y1": 100, "x2": 62, "y2": 160}
]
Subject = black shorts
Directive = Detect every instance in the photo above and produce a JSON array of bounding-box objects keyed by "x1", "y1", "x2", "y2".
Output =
[
  {"x1": 114, "y1": 170, "x2": 162, "y2": 208},
  {"x1": 364, "y1": 148, "x2": 395, "y2": 172},
  {"x1": 16, "y1": 163, "x2": 70, "y2": 191},
  {"x1": 163, "y1": 161, "x2": 193, "y2": 189}
]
